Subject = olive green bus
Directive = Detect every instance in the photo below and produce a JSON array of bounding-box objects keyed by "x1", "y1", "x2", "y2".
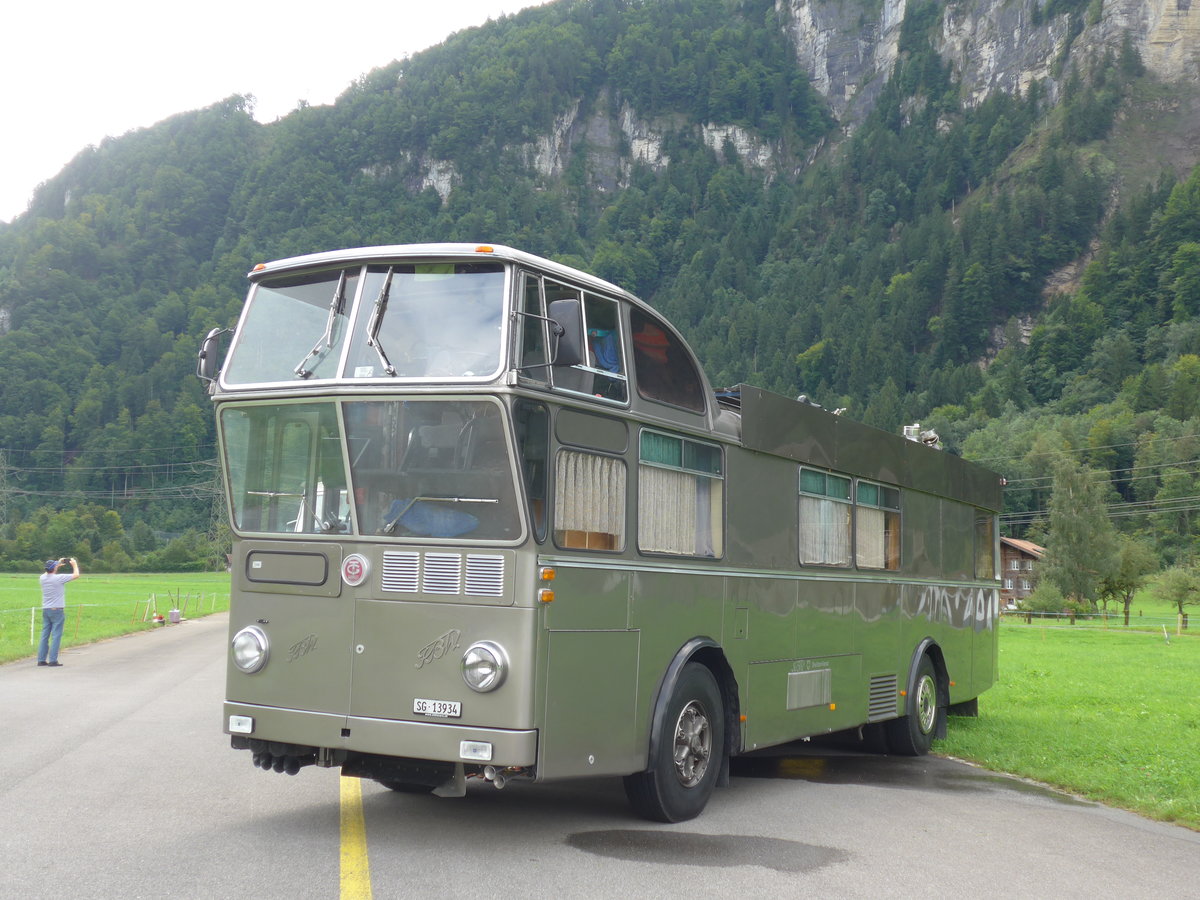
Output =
[{"x1": 199, "y1": 243, "x2": 1000, "y2": 822}]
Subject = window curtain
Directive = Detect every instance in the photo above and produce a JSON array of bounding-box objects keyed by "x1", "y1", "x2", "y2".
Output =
[
  {"x1": 799, "y1": 496, "x2": 851, "y2": 566},
  {"x1": 638, "y1": 466, "x2": 722, "y2": 556},
  {"x1": 555, "y1": 451, "x2": 625, "y2": 544},
  {"x1": 856, "y1": 505, "x2": 885, "y2": 568}
]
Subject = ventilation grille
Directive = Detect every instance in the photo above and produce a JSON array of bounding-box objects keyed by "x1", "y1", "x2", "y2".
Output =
[
  {"x1": 465, "y1": 554, "x2": 505, "y2": 596},
  {"x1": 868, "y1": 674, "x2": 899, "y2": 721},
  {"x1": 381, "y1": 551, "x2": 420, "y2": 593},
  {"x1": 380, "y1": 551, "x2": 505, "y2": 597},
  {"x1": 422, "y1": 553, "x2": 463, "y2": 594}
]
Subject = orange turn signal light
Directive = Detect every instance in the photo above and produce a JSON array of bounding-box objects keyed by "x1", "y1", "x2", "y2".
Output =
[
  {"x1": 538, "y1": 588, "x2": 555, "y2": 604},
  {"x1": 539, "y1": 567, "x2": 556, "y2": 582}
]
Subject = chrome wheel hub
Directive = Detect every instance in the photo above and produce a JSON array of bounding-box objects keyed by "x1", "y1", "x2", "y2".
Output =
[
  {"x1": 672, "y1": 700, "x2": 712, "y2": 787},
  {"x1": 915, "y1": 673, "x2": 937, "y2": 735}
]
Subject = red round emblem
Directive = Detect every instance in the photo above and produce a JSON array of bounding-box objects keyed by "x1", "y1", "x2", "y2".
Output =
[{"x1": 341, "y1": 554, "x2": 369, "y2": 586}]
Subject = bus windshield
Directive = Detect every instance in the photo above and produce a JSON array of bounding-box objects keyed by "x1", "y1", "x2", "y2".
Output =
[
  {"x1": 221, "y1": 399, "x2": 522, "y2": 541},
  {"x1": 344, "y1": 263, "x2": 505, "y2": 380},
  {"x1": 223, "y1": 261, "x2": 506, "y2": 384},
  {"x1": 224, "y1": 268, "x2": 360, "y2": 385}
]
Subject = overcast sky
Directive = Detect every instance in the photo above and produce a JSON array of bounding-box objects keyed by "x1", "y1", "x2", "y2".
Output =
[{"x1": 0, "y1": 0, "x2": 545, "y2": 222}]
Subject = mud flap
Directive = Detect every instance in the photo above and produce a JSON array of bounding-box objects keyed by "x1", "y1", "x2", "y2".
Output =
[{"x1": 432, "y1": 762, "x2": 467, "y2": 798}]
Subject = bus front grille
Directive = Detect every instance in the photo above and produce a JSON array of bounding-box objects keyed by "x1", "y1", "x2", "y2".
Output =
[
  {"x1": 422, "y1": 553, "x2": 462, "y2": 594},
  {"x1": 381, "y1": 551, "x2": 420, "y2": 592},
  {"x1": 464, "y1": 554, "x2": 505, "y2": 596},
  {"x1": 380, "y1": 550, "x2": 506, "y2": 598}
]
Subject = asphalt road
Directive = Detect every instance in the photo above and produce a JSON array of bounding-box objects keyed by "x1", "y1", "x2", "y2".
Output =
[{"x1": 2, "y1": 613, "x2": 1197, "y2": 899}]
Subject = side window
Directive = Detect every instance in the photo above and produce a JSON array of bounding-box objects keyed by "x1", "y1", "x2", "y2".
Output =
[
  {"x1": 514, "y1": 399, "x2": 549, "y2": 542},
  {"x1": 855, "y1": 481, "x2": 901, "y2": 570},
  {"x1": 554, "y1": 449, "x2": 626, "y2": 551},
  {"x1": 630, "y1": 308, "x2": 705, "y2": 413},
  {"x1": 517, "y1": 271, "x2": 548, "y2": 379},
  {"x1": 974, "y1": 509, "x2": 996, "y2": 580},
  {"x1": 578, "y1": 293, "x2": 628, "y2": 401},
  {"x1": 799, "y1": 468, "x2": 851, "y2": 567},
  {"x1": 638, "y1": 430, "x2": 723, "y2": 557}
]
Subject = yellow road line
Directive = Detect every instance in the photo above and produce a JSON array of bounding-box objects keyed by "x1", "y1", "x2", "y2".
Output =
[{"x1": 340, "y1": 776, "x2": 373, "y2": 899}]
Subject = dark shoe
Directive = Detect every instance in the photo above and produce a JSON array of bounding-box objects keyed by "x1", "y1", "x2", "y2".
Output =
[
  {"x1": 46, "y1": 662, "x2": 63, "y2": 667},
  {"x1": 37, "y1": 661, "x2": 47, "y2": 666}
]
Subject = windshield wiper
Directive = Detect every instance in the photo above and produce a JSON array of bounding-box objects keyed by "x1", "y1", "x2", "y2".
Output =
[
  {"x1": 365, "y1": 266, "x2": 397, "y2": 376},
  {"x1": 293, "y1": 270, "x2": 348, "y2": 379},
  {"x1": 382, "y1": 495, "x2": 499, "y2": 534}
]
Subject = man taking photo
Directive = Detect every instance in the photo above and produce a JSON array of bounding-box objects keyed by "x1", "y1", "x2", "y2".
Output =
[{"x1": 38, "y1": 557, "x2": 80, "y2": 667}]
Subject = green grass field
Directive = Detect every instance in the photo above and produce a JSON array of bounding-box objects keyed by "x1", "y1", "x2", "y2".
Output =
[
  {"x1": 0, "y1": 571, "x2": 230, "y2": 665},
  {"x1": 937, "y1": 621, "x2": 1200, "y2": 830}
]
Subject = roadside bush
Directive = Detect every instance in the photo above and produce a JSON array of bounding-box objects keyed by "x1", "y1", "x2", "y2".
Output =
[{"x1": 1020, "y1": 582, "x2": 1066, "y2": 616}]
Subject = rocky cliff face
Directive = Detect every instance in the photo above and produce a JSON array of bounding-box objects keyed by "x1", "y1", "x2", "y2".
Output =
[
  {"x1": 395, "y1": 1, "x2": 1200, "y2": 198},
  {"x1": 780, "y1": 0, "x2": 1200, "y2": 122}
]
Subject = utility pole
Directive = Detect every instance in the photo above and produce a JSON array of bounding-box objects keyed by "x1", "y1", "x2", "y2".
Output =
[{"x1": 0, "y1": 449, "x2": 8, "y2": 527}]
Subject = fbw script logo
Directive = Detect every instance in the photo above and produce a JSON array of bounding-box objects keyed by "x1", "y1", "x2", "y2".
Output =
[{"x1": 341, "y1": 554, "x2": 369, "y2": 586}]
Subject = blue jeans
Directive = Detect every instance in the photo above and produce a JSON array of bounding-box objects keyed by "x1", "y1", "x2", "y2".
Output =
[{"x1": 38, "y1": 607, "x2": 65, "y2": 664}]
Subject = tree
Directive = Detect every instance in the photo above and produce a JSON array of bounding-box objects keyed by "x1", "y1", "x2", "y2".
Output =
[
  {"x1": 1039, "y1": 454, "x2": 1118, "y2": 609},
  {"x1": 1096, "y1": 536, "x2": 1157, "y2": 626},
  {"x1": 1152, "y1": 566, "x2": 1200, "y2": 629}
]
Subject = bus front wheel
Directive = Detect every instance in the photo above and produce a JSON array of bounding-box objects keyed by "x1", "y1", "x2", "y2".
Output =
[
  {"x1": 624, "y1": 662, "x2": 724, "y2": 823},
  {"x1": 885, "y1": 654, "x2": 942, "y2": 756}
]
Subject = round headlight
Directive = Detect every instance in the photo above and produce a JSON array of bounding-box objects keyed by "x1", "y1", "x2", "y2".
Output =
[
  {"x1": 231, "y1": 625, "x2": 269, "y2": 674},
  {"x1": 462, "y1": 641, "x2": 508, "y2": 693}
]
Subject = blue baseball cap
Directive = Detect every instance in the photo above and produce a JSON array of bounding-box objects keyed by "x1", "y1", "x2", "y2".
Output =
[{"x1": 44, "y1": 560, "x2": 58, "y2": 571}]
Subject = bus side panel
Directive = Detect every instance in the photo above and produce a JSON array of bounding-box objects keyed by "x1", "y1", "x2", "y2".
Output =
[
  {"x1": 539, "y1": 630, "x2": 642, "y2": 778},
  {"x1": 744, "y1": 654, "x2": 862, "y2": 750},
  {"x1": 538, "y1": 561, "x2": 642, "y2": 778},
  {"x1": 852, "y1": 579, "x2": 902, "y2": 718},
  {"x1": 628, "y1": 568, "x2": 724, "y2": 756}
]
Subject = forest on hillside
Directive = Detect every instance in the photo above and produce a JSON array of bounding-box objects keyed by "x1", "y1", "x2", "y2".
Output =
[{"x1": 0, "y1": 0, "x2": 1198, "y2": 592}]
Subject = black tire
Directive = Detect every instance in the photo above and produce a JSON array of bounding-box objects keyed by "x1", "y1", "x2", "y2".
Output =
[
  {"x1": 624, "y1": 662, "x2": 724, "y2": 823},
  {"x1": 885, "y1": 654, "x2": 942, "y2": 756}
]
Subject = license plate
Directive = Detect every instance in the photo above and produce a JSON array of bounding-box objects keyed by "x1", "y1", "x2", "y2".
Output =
[{"x1": 413, "y1": 698, "x2": 461, "y2": 718}]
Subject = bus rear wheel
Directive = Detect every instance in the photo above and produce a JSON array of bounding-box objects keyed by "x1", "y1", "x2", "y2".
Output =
[
  {"x1": 885, "y1": 654, "x2": 942, "y2": 756},
  {"x1": 624, "y1": 662, "x2": 724, "y2": 823}
]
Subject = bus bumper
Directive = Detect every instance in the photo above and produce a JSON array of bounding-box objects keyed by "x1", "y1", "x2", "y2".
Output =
[{"x1": 223, "y1": 701, "x2": 538, "y2": 767}]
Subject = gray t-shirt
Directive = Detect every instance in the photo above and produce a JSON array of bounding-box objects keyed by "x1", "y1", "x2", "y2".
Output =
[{"x1": 40, "y1": 573, "x2": 72, "y2": 609}]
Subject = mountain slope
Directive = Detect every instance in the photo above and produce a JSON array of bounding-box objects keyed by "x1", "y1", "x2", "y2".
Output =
[{"x1": 0, "y1": 0, "x2": 1198, "y2": 567}]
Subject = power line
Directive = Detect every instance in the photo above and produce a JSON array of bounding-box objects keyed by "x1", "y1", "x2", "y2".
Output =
[
  {"x1": 1001, "y1": 494, "x2": 1200, "y2": 526},
  {"x1": 1003, "y1": 456, "x2": 1200, "y2": 485},
  {"x1": 974, "y1": 430, "x2": 1200, "y2": 464}
]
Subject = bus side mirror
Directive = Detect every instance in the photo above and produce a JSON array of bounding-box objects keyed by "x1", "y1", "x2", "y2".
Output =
[
  {"x1": 197, "y1": 327, "x2": 231, "y2": 384},
  {"x1": 547, "y1": 299, "x2": 584, "y2": 368}
]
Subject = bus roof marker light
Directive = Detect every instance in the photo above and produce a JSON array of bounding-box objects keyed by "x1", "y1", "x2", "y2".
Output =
[{"x1": 475, "y1": 245, "x2": 495, "y2": 253}]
